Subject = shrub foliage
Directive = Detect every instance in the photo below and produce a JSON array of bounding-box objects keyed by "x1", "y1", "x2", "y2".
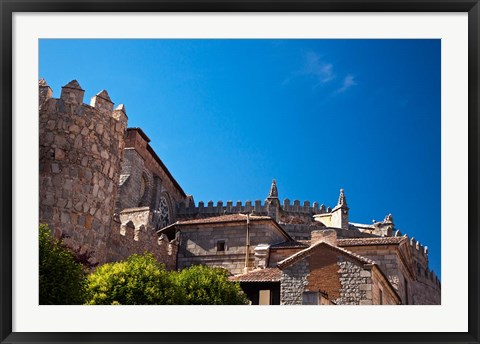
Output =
[
  {"x1": 85, "y1": 254, "x2": 248, "y2": 305},
  {"x1": 85, "y1": 253, "x2": 182, "y2": 305},
  {"x1": 176, "y1": 265, "x2": 249, "y2": 305},
  {"x1": 39, "y1": 224, "x2": 86, "y2": 305}
]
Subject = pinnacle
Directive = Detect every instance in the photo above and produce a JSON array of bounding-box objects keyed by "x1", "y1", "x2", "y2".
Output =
[
  {"x1": 337, "y1": 188, "x2": 348, "y2": 207},
  {"x1": 39, "y1": 78, "x2": 48, "y2": 87},
  {"x1": 62, "y1": 80, "x2": 83, "y2": 90},
  {"x1": 115, "y1": 104, "x2": 126, "y2": 113},
  {"x1": 267, "y1": 179, "x2": 278, "y2": 199},
  {"x1": 384, "y1": 213, "x2": 394, "y2": 223},
  {"x1": 96, "y1": 90, "x2": 112, "y2": 102}
]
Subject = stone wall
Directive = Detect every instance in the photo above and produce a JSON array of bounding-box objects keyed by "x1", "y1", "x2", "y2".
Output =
[
  {"x1": 275, "y1": 242, "x2": 397, "y2": 305},
  {"x1": 335, "y1": 257, "x2": 369, "y2": 305},
  {"x1": 280, "y1": 260, "x2": 309, "y2": 305},
  {"x1": 339, "y1": 243, "x2": 440, "y2": 304},
  {"x1": 411, "y1": 280, "x2": 441, "y2": 305},
  {"x1": 115, "y1": 128, "x2": 190, "y2": 231},
  {"x1": 124, "y1": 129, "x2": 187, "y2": 205},
  {"x1": 176, "y1": 198, "x2": 329, "y2": 221},
  {"x1": 177, "y1": 221, "x2": 287, "y2": 275},
  {"x1": 106, "y1": 221, "x2": 178, "y2": 270},
  {"x1": 371, "y1": 267, "x2": 400, "y2": 305},
  {"x1": 340, "y1": 245, "x2": 407, "y2": 300},
  {"x1": 39, "y1": 80, "x2": 127, "y2": 264},
  {"x1": 115, "y1": 148, "x2": 147, "y2": 211}
]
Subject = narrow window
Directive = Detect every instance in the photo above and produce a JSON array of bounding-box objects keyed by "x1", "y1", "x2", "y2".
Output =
[
  {"x1": 379, "y1": 289, "x2": 383, "y2": 305},
  {"x1": 216, "y1": 240, "x2": 225, "y2": 252}
]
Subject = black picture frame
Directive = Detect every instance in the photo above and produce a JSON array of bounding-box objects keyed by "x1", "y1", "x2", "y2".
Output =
[{"x1": 1, "y1": 1, "x2": 478, "y2": 343}]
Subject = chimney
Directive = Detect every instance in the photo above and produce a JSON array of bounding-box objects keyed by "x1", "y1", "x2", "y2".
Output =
[
  {"x1": 311, "y1": 229, "x2": 337, "y2": 245},
  {"x1": 254, "y1": 244, "x2": 270, "y2": 269}
]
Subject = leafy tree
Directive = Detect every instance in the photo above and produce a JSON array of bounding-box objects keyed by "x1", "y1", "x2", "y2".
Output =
[
  {"x1": 85, "y1": 253, "x2": 182, "y2": 305},
  {"x1": 175, "y1": 265, "x2": 249, "y2": 305},
  {"x1": 39, "y1": 224, "x2": 86, "y2": 305}
]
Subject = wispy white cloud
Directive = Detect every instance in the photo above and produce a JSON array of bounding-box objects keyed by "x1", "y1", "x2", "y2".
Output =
[
  {"x1": 283, "y1": 52, "x2": 357, "y2": 95},
  {"x1": 282, "y1": 51, "x2": 335, "y2": 88},
  {"x1": 302, "y1": 51, "x2": 335, "y2": 84},
  {"x1": 335, "y1": 74, "x2": 357, "y2": 94}
]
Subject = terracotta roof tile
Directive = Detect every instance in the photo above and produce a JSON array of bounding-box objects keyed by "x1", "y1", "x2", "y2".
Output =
[
  {"x1": 229, "y1": 268, "x2": 281, "y2": 282},
  {"x1": 337, "y1": 237, "x2": 406, "y2": 247},
  {"x1": 270, "y1": 241, "x2": 308, "y2": 249},
  {"x1": 279, "y1": 215, "x2": 306, "y2": 224},
  {"x1": 177, "y1": 213, "x2": 272, "y2": 225}
]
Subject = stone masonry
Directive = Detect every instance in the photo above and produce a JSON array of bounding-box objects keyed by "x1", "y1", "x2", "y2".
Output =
[
  {"x1": 335, "y1": 258, "x2": 369, "y2": 305},
  {"x1": 160, "y1": 215, "x2": 290, "y2": 275},
  {"x1": 280, "y1": 260, "x2": 309, "y2": 305},
  {"x1": 39, "y1": 80, "x2": 127, "y2": 263}
]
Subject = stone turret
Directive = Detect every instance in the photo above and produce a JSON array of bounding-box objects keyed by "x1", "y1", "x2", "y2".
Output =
[
  {"x1": 265, "y1": 179, "x2": 281, "y2": 222},
  {"x1": 331, "y1": 188, "x2": 349, "y2": 230},
  {"x1": 39, "y1": 79, "x2": 128, "y2": 264}
]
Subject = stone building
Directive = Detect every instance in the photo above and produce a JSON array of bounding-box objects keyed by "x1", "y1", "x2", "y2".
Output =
[{"x1": 39, "y1": 79, "x2": 441, "y2": 305}]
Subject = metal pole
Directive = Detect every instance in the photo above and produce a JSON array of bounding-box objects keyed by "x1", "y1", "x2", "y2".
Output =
[{"x1": 244, "y1": 213, "x2": 250, "y2": 273}]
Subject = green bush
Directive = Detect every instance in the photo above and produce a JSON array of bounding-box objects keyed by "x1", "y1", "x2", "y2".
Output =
[
  {"x1": 175, "y1": 265, "x2": 249, "y2": 305},
  {"x1": 85, "y1": 253, "x2": 248, "y2": 305},
  {"x1": 39, "y1": 224, "x2": 86, "y2": 305},
  {"x1": 85, "y1": 253, "x2": 182, "y2": 305}
]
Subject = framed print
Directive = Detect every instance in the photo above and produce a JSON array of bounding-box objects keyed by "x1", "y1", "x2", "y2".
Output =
[{"x1": 1, "y1": 1, "x2": 479, "y2": 343}]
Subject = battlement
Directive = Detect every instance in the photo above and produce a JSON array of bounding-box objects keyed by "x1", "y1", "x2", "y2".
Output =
[
  {"x1": 39, "y1": 79, "x2": 128, "y2": 127},
  {"x1": 402, "y1": 234, "x2": 440, "y2": 287},
  {"x1": 176, "y1": 198, "x2": 330, "y2": 217},
  {"x1": 405, "y1": 235, "x2": 429, "y2": 261},
  {"x1": 108, "y1": 213, "x2": 178, "y2": 270}
]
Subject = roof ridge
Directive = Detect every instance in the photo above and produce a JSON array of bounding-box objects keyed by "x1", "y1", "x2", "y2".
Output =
[{"x1": 277, "y1": 240, "x2": 376, "y2": 269}]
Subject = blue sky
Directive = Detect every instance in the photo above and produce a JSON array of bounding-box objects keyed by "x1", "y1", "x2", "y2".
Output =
[{"x1": 39, "y1": 39, "x2": 441, "y2": 278}]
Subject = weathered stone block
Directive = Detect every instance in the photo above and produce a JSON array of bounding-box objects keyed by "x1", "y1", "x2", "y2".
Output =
[
  {"x1": 360, "y1": 270, "x2": 371, "y2": 277},
  {"x1": 359, "y1": 284, "x2": 372, "y2": 291}
]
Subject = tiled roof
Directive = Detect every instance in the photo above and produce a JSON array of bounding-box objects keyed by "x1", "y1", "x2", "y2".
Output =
[
  {"x1": 277, "y1": 240, "x2": 375, "y2": 269},
  {"x1": 159, "y1": 213, "x2": 293, "y2": 242},
  {"x1": 279, "y1": 215, "x2": 307, "y2": 224},
  {"x1": 337, "y1": 237, "x2": 406, "y2": 247},
  {"x1": 270, "y1": 241, "x2": 308, "y2": 249},
  {"x1": 176, "y1": 213, "x2": 272, "y2": 225},
  {"x1": 309, "y1": 221, "x2": 326, "y2": 228},
  {"x1": 229, "y1": 267, "x2": 281, "y2": 282}
]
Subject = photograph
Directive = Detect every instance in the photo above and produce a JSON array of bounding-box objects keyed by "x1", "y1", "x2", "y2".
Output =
[{"x1": 38, "y1": 39, "x2": 441, "y2": 306}]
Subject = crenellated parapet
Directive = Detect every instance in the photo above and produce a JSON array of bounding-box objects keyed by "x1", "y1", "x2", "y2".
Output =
[
  {"x1": 176, "y1": 198, "x2": 329, "y2": 218},
  {"x1": 404, "y1": 235, "x2": 430, "y2": 264},
  {"x1": 107, "y1": 212, "x2": 178, "y2": 270},
  {"x1": 176, "y1": 179, "x2": 330, "y2": 220},
  {"x1": 400, "y1": 234, "x2": 440, "y2": 293},
  {"x1": 39, "y1": 79, "x2": 128, "y2": 264}
]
